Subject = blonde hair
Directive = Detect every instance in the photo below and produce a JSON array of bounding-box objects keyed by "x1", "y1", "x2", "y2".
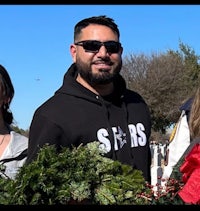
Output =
[{"x1": 189, "y1": 87, "x2": 200, "y2": 139}]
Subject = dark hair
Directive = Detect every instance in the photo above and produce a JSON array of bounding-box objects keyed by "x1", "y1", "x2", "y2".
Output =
[
  {"x1": 74, "y1": 15, "x2": 120, "y2": 42},
  {"x1": 0, "y1": 64, "x2": 14, "y2": 125}
]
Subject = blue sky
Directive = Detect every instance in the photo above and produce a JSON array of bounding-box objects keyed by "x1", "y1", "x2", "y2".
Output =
[{"x1": 0, "y1": 4, "x2": 200, "y2": 130}]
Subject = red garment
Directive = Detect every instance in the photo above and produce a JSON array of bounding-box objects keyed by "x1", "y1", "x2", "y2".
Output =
[{"x1": 178, "y1": 143, "x2": 200, "y2": 204}]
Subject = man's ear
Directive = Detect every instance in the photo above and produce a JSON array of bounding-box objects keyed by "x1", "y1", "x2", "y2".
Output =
[{"x1": 70, "y1": 44, "x2": 77, "y2": 63}]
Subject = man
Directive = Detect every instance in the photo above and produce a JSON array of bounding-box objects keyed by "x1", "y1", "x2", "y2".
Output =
[{"x1": 26, "y1": 15, "x2": 152, "y2": 182}]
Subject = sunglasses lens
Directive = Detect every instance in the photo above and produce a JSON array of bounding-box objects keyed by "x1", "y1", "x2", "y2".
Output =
[
  {"x1": 104, "y1": 41, "x2": 121, "y2": 53},
  {"x1": 83, "y1": 41, "x2": 101, "y2": 52}
]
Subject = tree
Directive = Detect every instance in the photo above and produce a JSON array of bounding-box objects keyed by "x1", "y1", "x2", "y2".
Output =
[
  {"x1": 11, "y1": 125, "x2": 29, "y2": 137},
  {"x1": 121, "y1": 42, "x2": 200, "y2": 135}
]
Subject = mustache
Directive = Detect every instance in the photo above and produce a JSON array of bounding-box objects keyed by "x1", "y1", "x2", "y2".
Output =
[{"x1": 92, "y1": 59, "x2": 113, "y2": 66}]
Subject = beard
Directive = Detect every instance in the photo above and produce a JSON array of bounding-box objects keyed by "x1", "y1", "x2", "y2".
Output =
[{"x1": 76, "y1": 59, "x2": 122, "y2": 86}]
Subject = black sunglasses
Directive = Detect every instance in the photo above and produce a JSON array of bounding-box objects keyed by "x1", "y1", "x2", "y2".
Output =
[{"x1": 74, "y1": 40, "x2": 121, "y2": 53}]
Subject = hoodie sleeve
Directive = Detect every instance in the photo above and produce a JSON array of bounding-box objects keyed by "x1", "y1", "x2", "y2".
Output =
[{"x1": 26, "y1": 113, "x2": 62, "y2": 164}]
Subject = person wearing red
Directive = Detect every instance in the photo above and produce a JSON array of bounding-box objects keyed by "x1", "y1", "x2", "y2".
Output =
[{"x1": 177, "y1": 87, "x2": 200, "y2": 204}]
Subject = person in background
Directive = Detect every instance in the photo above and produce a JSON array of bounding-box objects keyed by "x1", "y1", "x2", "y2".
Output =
[
  {"x1": 178, "y1": 87, "x2": 200, "y2": 157},
  {"x1": 161, "y1": 97, "x2": 193, "y2": 183},
  {"x1": 26, "y1": 15, "x2": 152, "y2": 182},
  {"x1": 174, "y1": 87, "x2": 200, "y2": 161},
  {"x1": 0, "y1": 64, "x2": 28, "y2": 180},
  {"x1": 188, "y1": 87, "x2": 200, "y2": 141},
  {"x1": 172, "y1": 87, "x2": 200, "y2": 204}
]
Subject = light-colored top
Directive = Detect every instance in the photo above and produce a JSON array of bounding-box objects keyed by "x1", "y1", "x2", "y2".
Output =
[
  {"x1": 161, "y1": 110, "x2": 190, "y2": 186},
  {"x1": 0, "y1": 131, "x2": 28, "y2": 179}
]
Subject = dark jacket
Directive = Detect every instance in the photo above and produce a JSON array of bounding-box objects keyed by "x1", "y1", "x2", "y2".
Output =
[
  {"x1": 27, "y1": 63, "x2": 152, "y2": 182},
  {"x1": 179, "y1": 97, "x2": 193, "y2": 122}
]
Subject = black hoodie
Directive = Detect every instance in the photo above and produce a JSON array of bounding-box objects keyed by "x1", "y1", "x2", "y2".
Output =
[{"x1": 27, "y1": 63, "x2": 152, "y2": 182}]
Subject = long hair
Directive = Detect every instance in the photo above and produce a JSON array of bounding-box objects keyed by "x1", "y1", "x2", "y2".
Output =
[
  {"x1": 189, "y1": 87, "x2": 200, "y2": 139},
  {"x1": 0, "y1": 64, "x2": 14, "y2": 125}
]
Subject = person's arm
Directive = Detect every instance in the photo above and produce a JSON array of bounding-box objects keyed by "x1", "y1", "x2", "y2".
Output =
[{"x1": 26, "y1": 113, "x2": 62, "y2": 164}]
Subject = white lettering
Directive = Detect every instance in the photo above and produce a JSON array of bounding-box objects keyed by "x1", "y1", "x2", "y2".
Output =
[
  {"x1": 97, "y1": 128, "x2": 111, "y2": 152},
  {"x1": 111, "y1": 127, "x2": 119, "y2": 150},
  {"x1": 97, "y1": 123, "x2": 147, "y2": 151},
  {"x1": 137, "y1": 123, "x2": 147, "y2": 146},
  {"x1": 128, "y1": 124, "x2": 138, "y2": 147}
]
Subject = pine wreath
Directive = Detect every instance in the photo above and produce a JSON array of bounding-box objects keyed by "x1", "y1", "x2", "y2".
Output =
[{"x1": 0, "y1": 141, "x2": 146, "y2": 205}]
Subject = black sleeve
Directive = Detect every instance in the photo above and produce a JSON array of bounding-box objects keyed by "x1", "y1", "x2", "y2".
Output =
[{"x1": 26, "y1": 113, "x2": 62, "y2": 164}]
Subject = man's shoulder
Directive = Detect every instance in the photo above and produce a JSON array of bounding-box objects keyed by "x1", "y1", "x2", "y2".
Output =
[{"x1": 125, "y1": 89, "x2": 146, "y2": 103}]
